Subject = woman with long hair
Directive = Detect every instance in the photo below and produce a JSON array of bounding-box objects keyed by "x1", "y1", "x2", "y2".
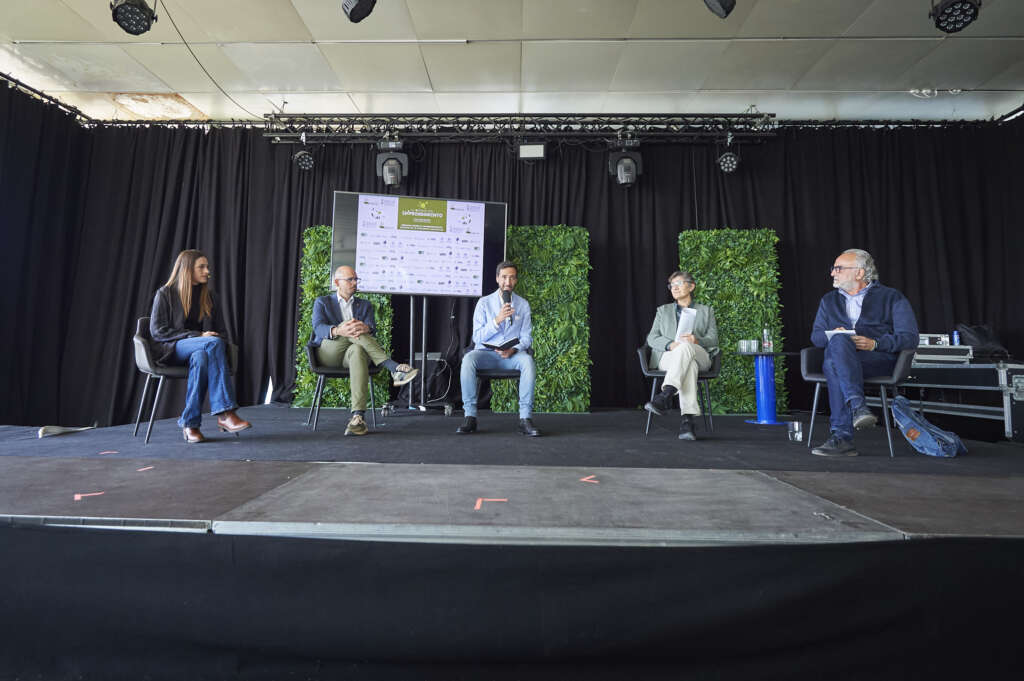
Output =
[{"x1": 149, "y1": 249, "x2": 252, "y2": 443}]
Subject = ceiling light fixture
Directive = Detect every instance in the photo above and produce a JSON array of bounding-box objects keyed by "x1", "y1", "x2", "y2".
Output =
[
  {"x1": 342, "y1": 0, "x2": 377, "y2": 23},
  {"x1": 111, "y1": 0, "x2": 158, "y2": 35},
  {"x1": 376, "y1": 136, "x2": 408, "y2": 186},
  {"x1": 608, "y1": 131, "x2": 642, "y2": 187},
  {"x1": 929, "y1": 0, "x2": 981, "y2": 34},
  {"x1": 717, "y1": 132, "x2": 739, "y2": 174},
  {"x1": 704, "y1": 0, "x2": 736, "y2": 19},
  {"x1": 292, "y1": 150, "x2": 314, "y2": 171}
]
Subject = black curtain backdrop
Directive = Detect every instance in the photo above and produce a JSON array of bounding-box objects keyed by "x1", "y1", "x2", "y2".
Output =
[{"x1": 3, "y1": 83, "x2": 1022, "y2": 426}]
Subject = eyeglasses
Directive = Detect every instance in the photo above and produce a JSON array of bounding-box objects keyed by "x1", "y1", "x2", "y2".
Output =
[
  {"x1": 830, "y1": 266, "x2": 861, "y2": 274},
  {"x1": 338, "y1": 277, "x2": 360, "y2": 283},
  {"x1": 667, "y1": 281, "x2": 694, "y2": 290}
]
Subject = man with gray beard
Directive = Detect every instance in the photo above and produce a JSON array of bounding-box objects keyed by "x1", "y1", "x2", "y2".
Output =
[{"x1": 809, "y1": 249, "x2": 918, "y2": 456}]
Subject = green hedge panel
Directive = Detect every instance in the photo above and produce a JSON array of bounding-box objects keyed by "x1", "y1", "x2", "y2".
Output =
[
  {"x1": 491, "y1": 225, "x2": 592, "y2": 413},
  {"x1": 678, "y1": 228, "x2": 788, "y2": 414},
  {"x1": 293, "y1": 225, "x2": 393, "y2": 409}
]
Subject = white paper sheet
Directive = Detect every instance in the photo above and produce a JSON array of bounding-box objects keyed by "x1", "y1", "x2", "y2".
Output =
[
  {"x1": 675, "y1": 307, "x2": 697, "y2": 339},
  {"x1": 825, "y1": 329, "x2": 855, "y2": 340}
]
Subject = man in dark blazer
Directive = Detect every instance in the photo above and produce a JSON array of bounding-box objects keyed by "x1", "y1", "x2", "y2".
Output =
[
  {"x1": 810, "y1": 249, "x2": 918, "y2": 456},
  {"x1": 311, "y1": 265, "x2": 417, "y2": 436}
]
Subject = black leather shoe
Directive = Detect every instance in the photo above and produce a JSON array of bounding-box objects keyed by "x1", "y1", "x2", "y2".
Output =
[
  {"x1": 456, "y1": 416, "x2": 477, "y2": 434},
  {"x1": 644, "y1": 388, "x2": 676, "y2": 416},
  {"x1": 678, "y1": 415, "x2": 697, "y2": 441},
  {"x1": 517, "y1": 418, "x2": 541, "y2": 437}
]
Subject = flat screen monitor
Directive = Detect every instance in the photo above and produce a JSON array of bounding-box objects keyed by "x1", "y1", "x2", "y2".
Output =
[{"x1": 331, "y1": 191, "x2": 507, "y2": 298}]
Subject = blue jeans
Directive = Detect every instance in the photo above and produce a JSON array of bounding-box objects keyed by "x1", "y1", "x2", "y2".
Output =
[
  {"x1": 171, "y1": 336, "x2": 237, "y2": 428},
  {"x1": 822, "y1": 334, "x2": 896, "y2": 440},
  {"x1": 461, "y1": 349, "x2": 536, "y2": 419}
]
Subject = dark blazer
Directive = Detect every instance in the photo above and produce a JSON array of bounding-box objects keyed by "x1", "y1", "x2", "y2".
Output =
[
  {"x1": 811, "y1": 283, "x2": 919, "y2": 357},
  {"x1": 310, "y1": 294, "x2": 378, "y2": 347},
  {"x1": 149, "y1": 285, "x2": 228, "y2": 364}
]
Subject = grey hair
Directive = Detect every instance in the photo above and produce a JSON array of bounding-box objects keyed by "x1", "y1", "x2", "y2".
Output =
[{"x1": 842, "y1": 249, "x2": 878, "y2": 282}]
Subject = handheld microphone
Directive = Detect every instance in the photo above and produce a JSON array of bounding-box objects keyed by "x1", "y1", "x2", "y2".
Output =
[{"x1": 501, "y1": 290, "x2": 512, "y2": 305}]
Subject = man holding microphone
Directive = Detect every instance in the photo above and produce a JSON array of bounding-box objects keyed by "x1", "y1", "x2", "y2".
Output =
[{"x1": 457, "y1": 261, "x2": 540, "y2": 436}]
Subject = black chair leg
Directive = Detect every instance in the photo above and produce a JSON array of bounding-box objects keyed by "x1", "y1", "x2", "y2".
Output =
[
  {"x1": 369, "y1": 375, "x2": 377, "y2": 429},
  {"x1": 705, "y1": 382, "x2": 715, "y2": 432},
  {"x1": 700, "y1": 380, "x2": 711, "y2": 432},
  {"x1": 305, "y1": 377, "x2": 319, "y2": 426},
  {"x1": 879, "y1": 387, "x2": 896, "y2": 459},
  {"x1": 644, "y1": 378, "x2": 658, "y2": 437},
  {"x1": 311, "y1": 375, "x2": 326, "y2": 432},
  {"x1": 133, "y1": 374, "x2": 152, "y2": 437},
  {"x1": 807, "y1": 383, "x2": 821, "y2": 448},
  {"x1": 144, "y1": 376, "x2": 165, "y2": 445}
]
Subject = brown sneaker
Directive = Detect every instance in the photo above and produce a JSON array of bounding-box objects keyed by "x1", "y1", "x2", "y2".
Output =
[{"x1": 345, "y1": 412, "x2": 369, "y2": 436}]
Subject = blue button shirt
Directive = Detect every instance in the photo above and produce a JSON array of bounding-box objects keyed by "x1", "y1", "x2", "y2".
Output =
[
  {"x1": 838, "y1": 281, "x2": 875, "y2": 328},
  {"x1": 471, "y1": 289, "x2": 533, "y2": 352}
]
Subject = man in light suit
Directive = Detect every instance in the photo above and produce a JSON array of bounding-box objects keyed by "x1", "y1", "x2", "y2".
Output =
[
  {"x1": 644, "y1": 271, "x2": 719, "y2": 440},
  {"x1": 311, "y1": 265, "x2": 418, "y2": 436}
]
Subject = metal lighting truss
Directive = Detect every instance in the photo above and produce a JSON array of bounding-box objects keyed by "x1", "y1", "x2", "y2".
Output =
[{"x1": 262, "y1": 113, "x2": 779, "y2": 145}]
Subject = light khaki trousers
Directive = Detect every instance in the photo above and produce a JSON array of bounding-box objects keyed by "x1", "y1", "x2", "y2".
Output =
[
  {"x1": 316, "y1": 335, "x2": 389, "y2": 410},
  {"x1": 657, "y1": 343, "x2": 712, "y2": 415}
]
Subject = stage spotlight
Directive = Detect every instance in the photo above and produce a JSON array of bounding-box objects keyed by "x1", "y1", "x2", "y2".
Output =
[
  {"x1": 292, "y1": 150, "x2": 314, "y2": 171},
  {"x1": 342, "y1": 0, "x2": 377, "y2": 23},
  {"x1": 717, "y1": 151, "x2": 739, "y2": 173},
  {"x1": 929, "y1": 0, "x2": 981, "y2": 34},
  {"x1": 111, "y1": 0, "x2": 157, "y2": 35},
  {"x1": 704, "y1": 0, "x2": 736, "y2": 19},
  {"x1": 608, "y1": 151, "x2": 642, "y2": 187},
  {"x1": 376, "y1": 153, "x2": 408, "y2": 186}
]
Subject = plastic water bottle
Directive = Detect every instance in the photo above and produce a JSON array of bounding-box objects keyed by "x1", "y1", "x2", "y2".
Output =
[
  {"x1": 762, "y1": 326, "x2": 774, "y2": 353},
  {"x1": 952, "y1": 330, "x2": 961, "y2": 346}
]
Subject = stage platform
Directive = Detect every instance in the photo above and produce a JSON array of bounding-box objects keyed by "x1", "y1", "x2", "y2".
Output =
[
  {"x1": 2, "y1": 405, "x2": 1023, "y2": 545},
  {"x1": 3, "y1": 406, "x2": 1024, "y2": 680}
]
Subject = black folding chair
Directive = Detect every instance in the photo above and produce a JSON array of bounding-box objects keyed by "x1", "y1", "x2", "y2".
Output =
[
  {"x1": 305, "y1": 333, "x2": 383, "y2": 432},
  {"x1": 637, "y1": 344, "x2": 721, "y2": 437},
  {"x1": 132, "y1": 317, "x2": 237, "y2": 444},
  {"x1": 801, "y1": 346, "x2": 915, "y2": 458}
]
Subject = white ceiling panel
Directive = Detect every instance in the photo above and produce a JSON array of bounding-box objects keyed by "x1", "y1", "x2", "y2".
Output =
[
  {"x1": 13, "y1": 44, "x2": 170, "y2": 91},
  {"x1": 168, "y1": 0, "x2": 312, "y2": 42},
  {"x1": 348, "y1": 92, "x2": 440, "y2": 114},
  {"x1": 182, "y1": 45, "x2": 261, "y2": 93},
  {"x1": 420, "y1": 42, "x2": 521, "y2": 92},
  {"x1": 894, "y1": 38, "x2": 1024, "y2": 91},
  {"x1": 522, "y1": 42, "x2": 623, "y2": 91},
  {"x1": 0, "y1": 0, "x2": 106, "y2": 42},
  {"x1": 855, "y1": 91, "x2": 1023, "y2": 120},
  {"x1": 795, "y1": 39, "x2": 940, "y2": 91},
  {"x1": 521, "y1": 92, "x2": 607, "y2": 113},
  {"x1": 319, "y1": 43, "x2": 431, "y2": 92},
  {"x1": 180, "y1": 92, "x2": 275, "y2": 119},
  {"x1": 45, "y1": 91, "x2": 121, "y2": 119},
  {"x1": 122, "y1": 44, "x2": 216, "y2": 92},
  {"x1": 628, "y1": 0, "x2": 754, "y2": 39},
  {"x1": 702, "y1": 40, "x2": 836, "y2": 91},
  {"x1": 0, "y1": 43, "x2": 81, "y2": 90},
  {"x1": 736, "y1": 0, "x2": 875, "y2": 38},
  {"x1": 980, "y1": 58, "x2": 1024, "y2": 92},
  {"x1": 602, "y1": 92, "x2": 696, "y2": 113},
  {"x1": 434, "y1": 92, "x2": 522, "y2": 113},
  {"x1": 408, "y1": 0, "x2": 524, "y2": 41},
  {"x1": 265, "y1": 92, "x2": 360, "y2": 114},
  {"x1": 292, "y1": 0, "x2": 417, "y2": 41},
  {"x1": 522, "y1": 0, "x2": 638, "y2": 39},
  {"x1": 610, "y1": 42, "x2": 730, "y2": 91},
  {"x1": 220, "y1": 44, "x2": 341, "y2": 92}
]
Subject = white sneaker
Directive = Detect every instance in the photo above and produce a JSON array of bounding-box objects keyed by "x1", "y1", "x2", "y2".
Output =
[{"x1": 391, "y1": 365, "x2": 419, "y2": 386}]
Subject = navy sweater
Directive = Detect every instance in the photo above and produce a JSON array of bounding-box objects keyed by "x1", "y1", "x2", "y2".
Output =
[{"x1": 811, "y1": 283, "x2": 919, "y2": 356}]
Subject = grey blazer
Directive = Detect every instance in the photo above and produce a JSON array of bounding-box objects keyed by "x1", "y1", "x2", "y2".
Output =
[{"x1": 646, "y1": 302, "x2": 719, "y2": 368}]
